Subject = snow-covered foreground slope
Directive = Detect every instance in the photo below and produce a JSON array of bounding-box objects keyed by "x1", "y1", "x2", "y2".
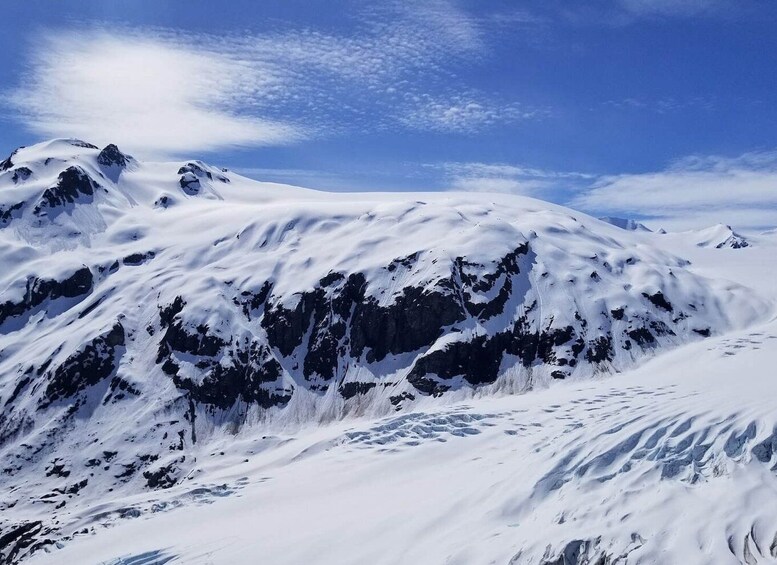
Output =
[
  {"x1": 1, "y1": 139, "x2": 776, "y2": 563},
  {"x1": 24, "y1": 309, "x2": 777, "y2": 564}
]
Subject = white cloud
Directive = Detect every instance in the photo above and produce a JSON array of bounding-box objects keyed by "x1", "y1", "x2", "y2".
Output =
[
  {"x1": 400, "y1": 94, "x2": 545, "y2": 133},
  {"x1": 440, "y1": 161, "x2": 592, "y2": 195},
  {"x1": 6, "y1": 2, "x2": 512, "y2": 154},
  {"x1": 573, "y1": 150, "x2": 777, "y2": 230},
  {"x1": 435, "y1": 152, "x2": 777, "y2": 231},
  {"x1": 7, "y1": 30, "x2": 304, "y2": 156},
  {"x1": 602, "y1": 96, "x2": 716, "y2": 113}
]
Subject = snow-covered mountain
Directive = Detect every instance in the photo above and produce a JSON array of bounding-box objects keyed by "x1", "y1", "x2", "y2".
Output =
[
  {"x1": 598, "y1": 216, "x2": 652, "y2": 232},
  {"x1": 0, "y1": 139, "x2": 775, "y2": 564}
]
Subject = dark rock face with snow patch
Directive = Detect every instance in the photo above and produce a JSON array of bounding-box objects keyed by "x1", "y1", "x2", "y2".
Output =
[
  {"x1": 96, "y1": 144, "x2": 131, "y2": 168},
  {"x1": 0, "y1": 267, "x2": 93, "y2": 327},
  {"x1": 41, "y1": 322, "x2": 125, "y2": 408},
  {"x1": 33, "y1": 166, "x2": 99, "y2": 215}
]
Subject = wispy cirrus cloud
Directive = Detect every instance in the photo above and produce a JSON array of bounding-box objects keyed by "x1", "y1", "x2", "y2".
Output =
[
  {"x1": 399, "y1": 94, "x2": 547, "y2": 134},
  {"x1": 572, "y1": 150, "x2": 777, "y2": 230},
  {"x1": 438, "y1": 161, "x2": 593, "y2": 195},
  {"x1": 5, "y1": 1, "x2": 536, "y2": 155},
  {"x1": 601, "y1": 96, "x2": 717, "y2": 113},
  {"x1": 6, "y1": 30, "x2": 303, "y2": 156},
  {"x1": 434, "y1": 150, "x2": 777, "y2": 231}
]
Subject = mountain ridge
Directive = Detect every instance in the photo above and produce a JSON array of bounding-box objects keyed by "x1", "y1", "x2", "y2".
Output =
[{"x1": 0, "y1": 139, "x2": 773, "y2": 563}]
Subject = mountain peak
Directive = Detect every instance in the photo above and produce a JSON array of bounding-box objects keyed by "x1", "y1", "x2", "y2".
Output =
[{"x1": 97, "y1": 144, "x2": 132, "y2": 168}]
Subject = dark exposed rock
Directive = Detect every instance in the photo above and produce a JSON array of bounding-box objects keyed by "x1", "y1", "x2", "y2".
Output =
[
  {"x1": 351, "y1": 285, "x2": 465, "y2": 363},
  {"x1": 4, "y1": 375, "x2": 31, "y2": 407},
  {"x1": 408, "y1": 334, "x2": 504, "y2": 387},
  {"x1": 650, "y1": 319, "x2": 675, "y2": 337},
  {"x1": 235, "y1": 281, "x2": 272, "y2": 319},
  {"x1": 0, "y1": 147, "x2": 22, "y2": 172},
  {"x1": 389, "y1": 391, "x2": 415, "y2": 406},
  {"x1": 178, "y1": 162, "x2": 229, "y2": 183},
  {"x1": 143, "y1": 460, "x2": 181, "y2": 489},
  {"x1": 11, "y1": 167, "x2": 32, "y2": 184},
  {"x1": 103, "y1": 376, "x2": 142, "y2": 404},
  {"x1": 627, "y1": 327, "x2": 655, "y2": 347},
  {"x1": 158, "y1": 319, "x2": 225, "y2": 360},
  {"x1": 719, "y1": 237, "x2": 748, "y2": 249},
  {"x1": 114, "y1": 463, "x2": 137, "y2": 479},
  {"x1": 154, "y1": 194, "x2": 172, "y2": 208},
  {"x1": 540, "y1": 538, "x2": 607, "y2": 565},
  {"x1": 0, "y1": 266, "x2": 93, "y2": 327},
  {"x1": 178, "y1": 162, "x2": 229, "y2": 195},
  {"x1": 458, "y1": 244, "x2": 530, "y2": 321},
  {"x1": 585, "y1": 336, "x2": 614, "y2": 363},
  {"x1": 0, "y1": 520, "x2": 45, "y2": 565},
  {"x1": 179, "y1": 173, "x2": 201, "y2": 195},
  {"x1": 122, "y1": 251, "x2": 155, "y2": 266},
  {"x1": 406, "y1": 319, "x2": 584, "y2": 392},
  {"x1": 692, "y1": 328, "x2": 711, "y2": 337},
  {"x1": 68, "y1": 140, "x2": 98, "y2": 149},
  {"x1": 157, "y1": 298, "x2": 291, "y2": 409},
  {"x1": 177, "y1": 162, "x2": 213, "y2": 179},
  {"x1": 339, "y1": 382, "x2": 376, "y2": 399},
  {"x1": 33, "y1": 166, "x2": 99, "y2": 215},
  {"x1": 406, "y1": 373, "x2": 451, "y2": 396},
  {"x1": 172, "y1": 341, "x2": 289, "y2": 410},
  {"x1": 304, "y1": 273, "x2": 366, "y2": 379},
  {"x1": 0, "y1": 202, "x2": 23, "y2": 226},
  {"x1": 159, "y1": 296, "x2": 186, "y2": 328},
  {"x1": 386, "y1": 252, "x2": 419, "y2": 272},
  {"x1": 41, "y1": 323, "x2": 125, "y2": 407},
  {"x1": 0, "y1": 156, "x2": 14, "y2": 172},
  {"x1": 642, "y1": 291, "x2": 673, "y2": 312},
  {"x1": 97, "y1": 144, "x2": 131, "y2": 168},
  {"x1": 45, "y1": 460, "x2": 70, "y2": 478},
  {"x1": 145, "y1": 246, "x2": 698, "y2": 408}
]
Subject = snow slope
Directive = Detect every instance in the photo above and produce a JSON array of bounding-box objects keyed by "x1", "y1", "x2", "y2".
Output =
[
  {"x1": 26, "y1": 315, "x2": 777, "y2": 564},
  {"x1": 598, "y1": 216, "x2": 652, "y2": 232},
  {"x1": 0, "y1": 139, "x2": 775, "y2": 563}
]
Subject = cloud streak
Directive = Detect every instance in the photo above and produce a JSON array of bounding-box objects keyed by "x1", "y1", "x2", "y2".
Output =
[
  {"x1": 437, "y1": 150, "x2": 777, "y2": 231},
  {"x1": 7, "y1": 30, "x2": 304, "y2": 156},
  {"x1": 400, "y1": 94, "x2": 545, "y2": 134},
  {"x1": 5, "y1": 2, "x2": 540, "y2": 155},
  {"x1": 439, "y1": 161, "x2": 593, "y2": 196},
  {"x1": 572, "y1": 150, "x2": 777, "y2": 230}
]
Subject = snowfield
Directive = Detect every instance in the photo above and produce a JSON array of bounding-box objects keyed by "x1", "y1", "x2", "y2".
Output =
[{"x1": 0, "y1": 139, "x2": 776, "y2": 564}]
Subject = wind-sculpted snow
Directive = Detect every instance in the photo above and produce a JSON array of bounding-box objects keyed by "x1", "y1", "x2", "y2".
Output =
[{"x1": 0, "y1": 139, "x2": 774, "y2": 563}]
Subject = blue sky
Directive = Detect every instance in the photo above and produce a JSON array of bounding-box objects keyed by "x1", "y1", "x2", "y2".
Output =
[{"x1": 1, "y1": 0, "x2": 777, "y2": 229}]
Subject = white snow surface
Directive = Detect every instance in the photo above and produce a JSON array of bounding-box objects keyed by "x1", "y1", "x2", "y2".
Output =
[
  {"x1": 598, "y1": 216, "x2": 652, "y2": 232},
  {"x1": 0, "y1": 140, "x2": 776, "y2": 564}
]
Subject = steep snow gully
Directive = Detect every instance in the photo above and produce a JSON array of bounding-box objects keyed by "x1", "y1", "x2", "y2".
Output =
[{"x1": 0, "y1": 139, "x2": 775, "y2": 564}]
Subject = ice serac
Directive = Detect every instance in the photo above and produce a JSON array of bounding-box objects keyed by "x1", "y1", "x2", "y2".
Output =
[{"x1": 0, "y1": 139, "x2": 769, "y2": 562}]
